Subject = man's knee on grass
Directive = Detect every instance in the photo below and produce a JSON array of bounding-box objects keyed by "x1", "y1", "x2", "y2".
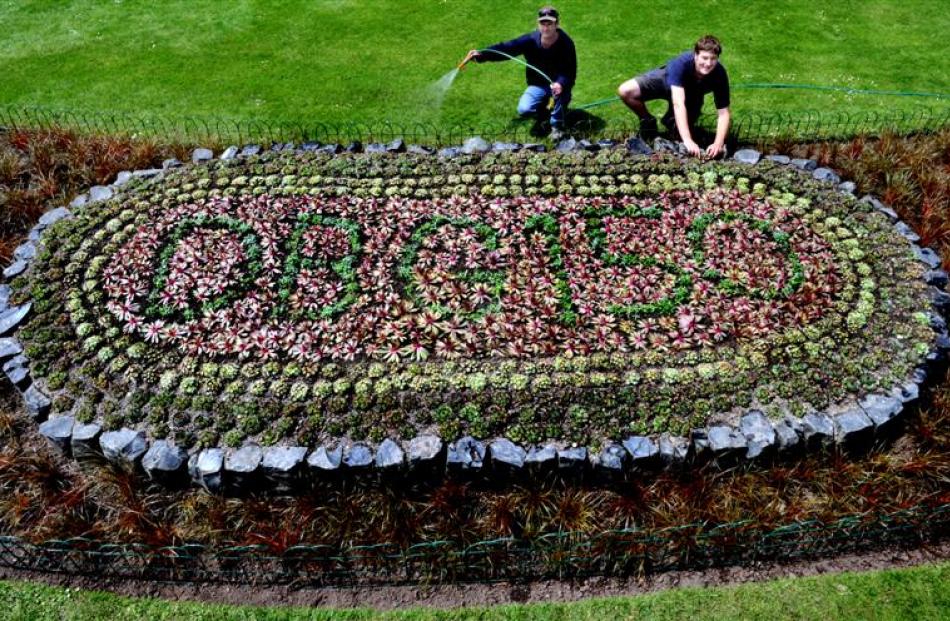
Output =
[
  {"x1": 617, "y1": 78, "x2": 642, "y2": 104},
  {"x1": 517, "y1": 99, "x2": 545, "y2": 118}
]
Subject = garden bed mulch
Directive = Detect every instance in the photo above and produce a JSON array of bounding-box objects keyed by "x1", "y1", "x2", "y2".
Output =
[
  {"x1": 0, "y1": 127, "x2": 948, "y2": 610},
  {"x1": 1, "y1": 540, "x2": 947, "y2": 611},
  {"x1": 4, "y1": 143, "x2": 941, "y2": 491}
]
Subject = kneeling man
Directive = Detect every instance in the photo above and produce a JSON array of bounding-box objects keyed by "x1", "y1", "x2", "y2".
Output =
[
  {"x1": 618, "y1": 35, "x2": 730, "y2": 158},
  {"x1": 463, "y1": 6, "x2": 577, "y2": 140}
]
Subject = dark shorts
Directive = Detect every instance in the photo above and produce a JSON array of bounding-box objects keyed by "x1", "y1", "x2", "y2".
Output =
[
  {"x1": 634, "y1": 68, "x2": 671, "y2": 103},
  {"x1": 634, "y1": 67, "x2": 702, "y2": 125}
]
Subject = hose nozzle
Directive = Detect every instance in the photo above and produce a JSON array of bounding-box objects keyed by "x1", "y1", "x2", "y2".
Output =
[{"x1": 458, "y1": 50, "x2": 480, "y2": 71}]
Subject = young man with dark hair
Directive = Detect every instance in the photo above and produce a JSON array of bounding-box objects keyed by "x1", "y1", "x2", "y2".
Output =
[
  {"x1": 618, "y1": 35, "x2": 731, "y2": 158},
  {"x1": 462, "y1": 6, "x2": 577, "y2": 140}
]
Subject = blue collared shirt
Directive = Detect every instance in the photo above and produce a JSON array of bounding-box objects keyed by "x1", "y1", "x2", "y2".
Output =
[{"x1": 477, "y1": 29, "x2": 577, "y2": 89}]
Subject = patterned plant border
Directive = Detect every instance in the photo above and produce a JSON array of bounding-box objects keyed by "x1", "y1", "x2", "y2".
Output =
[{"x1": 1, "y1": 142, "x2": 947, "y2": 492}]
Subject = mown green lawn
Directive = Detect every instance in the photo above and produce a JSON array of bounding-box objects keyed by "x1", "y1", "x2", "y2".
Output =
[
  {"x1": 0, "y1": 0, "x2": 948, "y2": 132},
  {"x1": 1, "y1": 561, "x2": 948, "y2": 620}
]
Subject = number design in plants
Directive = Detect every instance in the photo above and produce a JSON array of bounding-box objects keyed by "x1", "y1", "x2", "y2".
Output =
[{"x1": 10, "y1": 150, "x2": 935, "y2": 450}]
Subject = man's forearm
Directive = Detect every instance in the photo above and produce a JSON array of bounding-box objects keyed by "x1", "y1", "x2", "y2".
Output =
[
  {"x1": 673, "y1": 103, "x2": 693, "y2": 144},
  {"x1": 476, "y1": 36, "x2": 527, "y2": 62},
  {"x1": 713, "y1": 109, "x2": 731, "y2": 147}
]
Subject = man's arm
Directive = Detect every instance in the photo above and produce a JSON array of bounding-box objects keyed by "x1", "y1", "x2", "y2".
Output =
[
  {"x1": 553, "y1": 38, "x2": 577, "y2": 93},
  {"x1": 705, "y1": 107, "x2": 731, "y2": 158},
  {"x1": 473, "y1": 34, "x2": 531, "y2": 63},
  {"x1": 670, "y1": 86, "x2": 701, "y2": 157}
]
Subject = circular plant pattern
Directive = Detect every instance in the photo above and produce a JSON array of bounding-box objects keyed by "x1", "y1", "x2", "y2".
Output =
[{"x1": 10, "y1": 150, "x2": 934, "y2": 450}]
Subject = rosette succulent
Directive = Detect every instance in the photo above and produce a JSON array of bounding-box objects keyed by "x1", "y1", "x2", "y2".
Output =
[{"x1": 11, "y1": 149, "x2": 934, "y2": 449}]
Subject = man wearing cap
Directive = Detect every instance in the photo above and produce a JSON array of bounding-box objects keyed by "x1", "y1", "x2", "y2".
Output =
[
  {"x1": 617, "y1": 35, "x2": 731, "y2": 159},
  {"x1": 462, "y1": 6, "x2": 577, "y2": 140}
]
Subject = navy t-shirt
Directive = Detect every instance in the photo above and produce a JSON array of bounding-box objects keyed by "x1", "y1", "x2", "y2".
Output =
[
  {"x1": 665, "y1": 51, "x2": 730, "y2": 109},
  {"x1": 476, "y1": 29, "x2": 577, "y2": 89}
]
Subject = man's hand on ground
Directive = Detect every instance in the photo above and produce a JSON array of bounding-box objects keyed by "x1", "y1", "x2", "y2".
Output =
[
  {"x1": 462, "y1": 50, "x2": 480, "y2": 66},
  {"x1": 550, "y1": 82, "x2": 562, "y2": 97},
  {"x1": 704, "y1": 143, "x2": 724, "y2": 159},
  {"x1": 683, "y1": 140, "x2": 702, "y2": 157}
]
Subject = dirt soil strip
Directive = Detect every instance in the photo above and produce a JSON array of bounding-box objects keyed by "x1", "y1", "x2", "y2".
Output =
[{"x1": 1, "y1": 540, "x2": 948, "y2": 611}]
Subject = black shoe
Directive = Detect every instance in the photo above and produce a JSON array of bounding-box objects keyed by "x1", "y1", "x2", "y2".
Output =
[
  {"x1": 530, "y1": 114, "x2": 553, "y2": 136},
  {"x1": 660, "y1": 109, "x2": 676, "y2": 133},
  {"x1": 638, "y1": 116, "x2": 659, "y2": 141}
]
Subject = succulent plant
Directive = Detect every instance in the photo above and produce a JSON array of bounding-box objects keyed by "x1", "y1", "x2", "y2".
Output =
[{"x1": 10, "y1": 150, "x2": 930, "y2": 449}]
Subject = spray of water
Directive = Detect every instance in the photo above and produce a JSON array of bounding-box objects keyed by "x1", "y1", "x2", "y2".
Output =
[
  {"x1": 425, "y1": 67, "x2": 460, "y2": 112},
  {"x1": 423, "y1": 49, "x2": 553, "y2": 114}
]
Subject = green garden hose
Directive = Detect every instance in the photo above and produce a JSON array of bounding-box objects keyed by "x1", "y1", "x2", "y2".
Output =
[
  {"x1": 472, "y1": 48, "x2": 555, "y2": 86},
  {"x1": 573, "y1": 83, "x2": 950, "y2": 111},
  {"x1": 734, "y1": 83, "x2": 949, "y2": 99},
  {"x1": 466, "y1": 50, "x2": 950, "y2": 110}
]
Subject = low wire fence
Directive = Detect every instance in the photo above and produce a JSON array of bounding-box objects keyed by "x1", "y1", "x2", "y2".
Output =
[
  {"x1": 1, "y1": 502, "x2": 946, "y2": 586},
  {"x1": 1, "y1": 104, "x2": 948, "y2": 148}
]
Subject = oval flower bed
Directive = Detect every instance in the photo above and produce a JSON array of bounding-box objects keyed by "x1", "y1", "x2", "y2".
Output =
[{"x1": 7, "y1": 149, "x2": 936, "y2": 456}]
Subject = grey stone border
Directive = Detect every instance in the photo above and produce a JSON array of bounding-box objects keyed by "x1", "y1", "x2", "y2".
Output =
[{"x1": 2, "y1": 139, "x2": 947, "y2": 494}]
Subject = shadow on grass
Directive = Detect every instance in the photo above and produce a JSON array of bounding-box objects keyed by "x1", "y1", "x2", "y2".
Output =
[
  {"x1": 505, "y1": 108, "x2": 608, "y2": 139},
  {"x1": 564, "y1": 109, "x2": 608, "y2": 138}
]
